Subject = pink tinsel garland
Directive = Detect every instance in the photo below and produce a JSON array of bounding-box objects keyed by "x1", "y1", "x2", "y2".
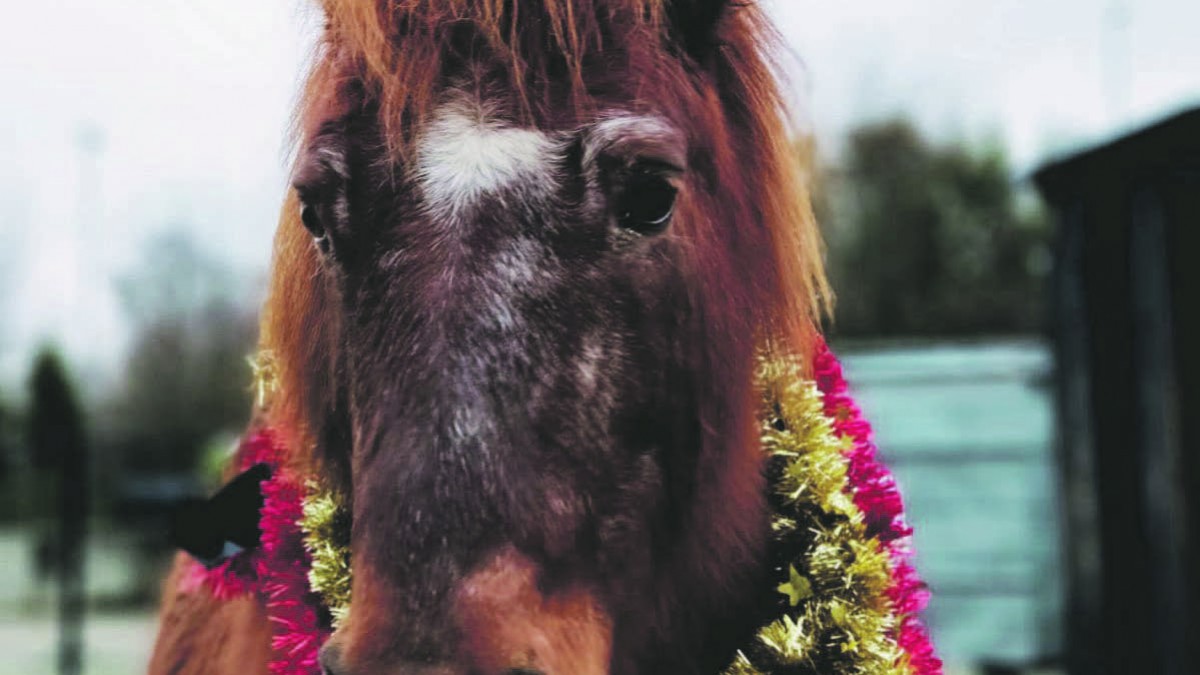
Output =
[
  {"x1": 182, "y1": 431, "x2": 328, "y2": 675},
  {"x1": 184, "y1": 347, "x2": 939, "y2": 674},
  {"x1": 813, "y1": 341, "x2": 942, "y2": 674}
]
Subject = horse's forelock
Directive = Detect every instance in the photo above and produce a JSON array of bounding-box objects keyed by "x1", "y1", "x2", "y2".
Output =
[{"x1": 312, "y1": 0, "x2": 661, "y2": 157}]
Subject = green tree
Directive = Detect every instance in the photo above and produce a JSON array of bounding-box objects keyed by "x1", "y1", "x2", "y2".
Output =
[
  {"x1": 0, "y1": 397, "x2": 12, "y2": 482},
  {"x1": 0, "y1": 395, "x2": 17, "y2": 519},
  {"x1": 27, "y1": 348, "x2": 88, "y2": 675},
  {"x1": 104, "y1": 231, "x2": 258, "y2": 475},
  {"x1": 109, "y1": 301, "x2": 257, "y2": 473},
  {"x1": 818, "y1": 119, "x2": 1050, "y2": 337},
  {"x1": 29, "y1": 350, "x2": 87, "y2": 474}
]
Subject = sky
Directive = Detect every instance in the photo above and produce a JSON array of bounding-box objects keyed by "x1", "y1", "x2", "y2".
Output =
[{"x1": 2, "y1": 0, "x2": 1199, "y2": 392}]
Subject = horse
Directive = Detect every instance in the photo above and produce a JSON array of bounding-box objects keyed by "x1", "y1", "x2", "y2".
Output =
[{"x1": 149, "y1": 1, "x2": 834, "y2": 673}]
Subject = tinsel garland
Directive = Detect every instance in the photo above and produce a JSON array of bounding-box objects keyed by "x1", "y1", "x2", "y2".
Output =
[
  {"x1": 723, "y1": 343, "x2": 939, "y2": 674},
  {"x1": 183, "y1": 344, "x2": 938, "y2": 674},
  {"x1": 813, "y1": 346, "x2": 939, "y2": 673},
  {"x1": 182, "y1": 432, "x2": 329, "y2": 675},
  {"x1": 298, "y1": 484, "x2": 352, "y2": 626}
]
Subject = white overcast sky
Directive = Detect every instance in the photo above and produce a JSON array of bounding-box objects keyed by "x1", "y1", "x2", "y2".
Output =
[{"x1": 2, "y1": 0, "x2": 1199, "y2": 390}]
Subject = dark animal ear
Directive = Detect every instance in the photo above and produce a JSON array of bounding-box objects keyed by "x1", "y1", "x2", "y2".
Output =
[
  {"x1": 169, "y1": 463, "x2": 272, "y2": 568},
  {"x1": 666, "y1": 0, "x2": 731, "y2": 61},
  {"x1": 293, "y1": 130, "x2": 351, "y2": 257}
]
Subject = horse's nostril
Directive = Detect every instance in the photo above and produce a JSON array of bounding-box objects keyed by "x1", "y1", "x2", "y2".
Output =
[{"x1": 318, "y1": 643, "x2": 345, "y2": 675}]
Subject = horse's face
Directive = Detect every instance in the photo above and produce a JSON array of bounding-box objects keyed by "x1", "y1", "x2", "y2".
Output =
[
  {"x1": 284, "y1": 3, "x2": 814, "y2": 673},
  {"x1": 304, "y1": 91, "x2": 702, "y2": 673}
]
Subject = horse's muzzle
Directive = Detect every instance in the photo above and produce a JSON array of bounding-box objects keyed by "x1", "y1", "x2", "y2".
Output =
[
  {"x1": 320, "y1": 642, "x2": 546, "y2": 675},
  {"x1": 319, "y1": 643, "x2": 467, "y2": 675},
  {"x1": 319, "y1": 545, "x2": 608, "y2": 675}
]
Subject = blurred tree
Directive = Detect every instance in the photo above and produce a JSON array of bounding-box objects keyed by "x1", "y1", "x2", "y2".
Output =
[
  {"x1": 0, "y1": 396, "x2": 12, "y2": 483},
  {"x1": 27, "y1": 347, "x2": 88, "y2": 675},
  {"x1": 29, "y1": 350, "x2": 87, "y2": 474},
  {"x1": 88, "y1": 231, "x2": 260, "y2": 601},
  {"x1": 105, "y1": 231, "x2": 258, "y2": 475},
  {"x1": 817, "y1": 118, "x2": 1050, "y2": 337},
  {"x1": 0, "y1": 394, "x2": 17, "y2": 525}
]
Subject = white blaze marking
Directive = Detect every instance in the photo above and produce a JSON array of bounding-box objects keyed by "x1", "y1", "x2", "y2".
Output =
[{"x1": 415, "y1": 97, "x2": 556, "y2": 221}]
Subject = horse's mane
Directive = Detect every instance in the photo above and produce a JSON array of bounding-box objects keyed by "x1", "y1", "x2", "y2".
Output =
[{"x1": 259, "y1": 0, "x2": 831, "y2": 474}]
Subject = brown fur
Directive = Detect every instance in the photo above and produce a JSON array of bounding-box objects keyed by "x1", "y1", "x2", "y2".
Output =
[
  {"x1": 148, "y1": 554, "x2": 272, "y2": 675},
  {"x1": 151, "y1": 2, "x2": 829, "y2": 673},
  {"x1": 455, "y1": 547, "x2": 613, "y2": 675}
]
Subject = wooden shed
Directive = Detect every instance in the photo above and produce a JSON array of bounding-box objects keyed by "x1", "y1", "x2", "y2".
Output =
[{"x1": 1034, "y1": 107, "x2": 1200, "y2": 675}]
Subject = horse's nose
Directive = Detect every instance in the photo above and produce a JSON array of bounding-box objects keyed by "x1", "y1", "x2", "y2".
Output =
[
  {"x1": 318, "y1": 643, "x2": 347, "y2": 675},
  {"x1": 320, "y1": 643, "x2": 466, "y2": 675},
  {"x1": 320, "y1": 640, "x2": 551, "y2": 675},
  {"x1": 324, "y1": 666, "x2": 459, "y2": 675},
  {"x1": 321, "y1": 647, "x2": 541, "y2": 675}
]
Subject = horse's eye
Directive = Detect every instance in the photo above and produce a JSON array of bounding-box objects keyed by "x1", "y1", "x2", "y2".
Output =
[
  {"x1": 300, "y1": 203, "x2": 323, "y2": 237},
  {"x1": 618, "y1": 171, "x2": 677, "y2": 234},
  {"x1": 299, "y1": 203, "x2": 331, "y2": 253}
]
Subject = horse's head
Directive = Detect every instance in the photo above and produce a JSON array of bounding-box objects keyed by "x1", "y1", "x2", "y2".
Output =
[{"x1": 262, "y1": 2, "x2": 826, "y2": 673}]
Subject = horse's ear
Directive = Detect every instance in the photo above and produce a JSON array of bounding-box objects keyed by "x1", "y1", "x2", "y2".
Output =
[
  {"x1": 666, "y1": 0, "x2": 732, "y2": 62},
  {"x1": 169, "y1": 463, "x2": 272, "y2": 568}
]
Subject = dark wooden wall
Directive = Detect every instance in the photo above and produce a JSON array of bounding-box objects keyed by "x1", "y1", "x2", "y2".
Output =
[{"x1": 1035, "y1": 107, "x2": 1200, "y2": 675}]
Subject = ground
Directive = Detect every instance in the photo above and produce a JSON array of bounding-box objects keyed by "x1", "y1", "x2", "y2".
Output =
[
  {"x1": 0, "y1": 611, "x2": 157, "y2": 675},
  {"x1": 0, "y1": 527, "x2": 157, "y2": 674}
]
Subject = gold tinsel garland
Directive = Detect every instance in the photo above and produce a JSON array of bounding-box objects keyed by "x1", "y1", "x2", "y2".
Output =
[
  {"x1": 723, "y1": 358, "x2": 909, "y2": 674},
  {"x1": 299, "y1": 484, "x2": 352, "y2": 626},
  {"x1": 294, "y1": 357, "x2": 912, "y2": 672}
]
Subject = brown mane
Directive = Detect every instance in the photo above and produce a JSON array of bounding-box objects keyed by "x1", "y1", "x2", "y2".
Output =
[{"x1": 261, "y1": 0, "x2": 830, "y2": 472}]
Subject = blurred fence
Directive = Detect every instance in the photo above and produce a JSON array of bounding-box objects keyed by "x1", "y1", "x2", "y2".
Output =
[{"x1": 839, "y1": 340, "x2": 1060, "y2": 670}]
